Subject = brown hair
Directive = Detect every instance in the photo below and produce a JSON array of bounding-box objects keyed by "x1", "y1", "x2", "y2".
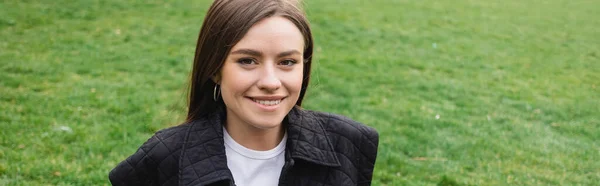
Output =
[{"x1": 186, "y1": 0, "x2": 314, "y2": 122}]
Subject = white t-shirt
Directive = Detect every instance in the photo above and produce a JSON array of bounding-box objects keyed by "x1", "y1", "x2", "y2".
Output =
[{"x1": 223, "y1": 127, "x2": 287, "y2": 186}]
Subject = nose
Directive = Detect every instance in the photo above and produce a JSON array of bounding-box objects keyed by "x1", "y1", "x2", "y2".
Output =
[{"x1": 256, "y1": 65, "x2": 281, "y2": 91}]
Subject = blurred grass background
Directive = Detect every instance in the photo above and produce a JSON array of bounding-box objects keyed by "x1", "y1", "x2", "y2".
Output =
[{"x1": 1, "y1": 0, "x2": 599, "y2": 185}]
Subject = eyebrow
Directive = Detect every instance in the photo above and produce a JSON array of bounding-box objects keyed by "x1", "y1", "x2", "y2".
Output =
[{"x1": 230, "y1": 49, "x2": 302, "y2": 58}]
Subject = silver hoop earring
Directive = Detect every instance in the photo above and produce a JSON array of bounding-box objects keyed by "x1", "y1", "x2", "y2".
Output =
[{"x1": 213, "y1": 84, "x2": 221, "y2": 101}]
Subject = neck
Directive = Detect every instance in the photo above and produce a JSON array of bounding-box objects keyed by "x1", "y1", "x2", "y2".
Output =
[{"x1": 224, "y1": 119, "x2": 285, "y2": 151}]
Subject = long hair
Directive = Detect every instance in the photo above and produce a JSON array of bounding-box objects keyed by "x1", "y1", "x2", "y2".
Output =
[{"x1": 186, "y1": 0, "x2": 314, "y2": 122}]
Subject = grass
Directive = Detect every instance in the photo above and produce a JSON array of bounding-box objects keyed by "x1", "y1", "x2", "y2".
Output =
[{"x1": 1, "y1": 0, "x2": 598, "y2": 185}]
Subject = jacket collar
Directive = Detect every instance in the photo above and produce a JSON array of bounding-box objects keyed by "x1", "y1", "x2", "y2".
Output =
[
  {"x1": 179, "y1": 108, "x2": 234, "y2": 186},
  {"x1": 284, "y1": 106, "x2": 341, "y2": 167},
  {"x1": 179, "y1": 106, "x2": 341, "y2": 185}
]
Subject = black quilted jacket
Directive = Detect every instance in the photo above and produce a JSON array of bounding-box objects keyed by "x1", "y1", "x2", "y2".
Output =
[{"x1": 109, "y1": 106, "x2": 379, "y2": 186}]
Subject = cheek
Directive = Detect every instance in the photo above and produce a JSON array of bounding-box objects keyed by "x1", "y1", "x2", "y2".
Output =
[
  {"x1": 285, "y1": 67, "x2": 304, "y2": 94},
  {"x1": 220, "y1": 65, "x2": 252, "y2": 97}
]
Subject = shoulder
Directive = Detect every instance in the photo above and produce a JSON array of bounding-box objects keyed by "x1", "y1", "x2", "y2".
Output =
[
  {"x1": 299, "y1": 109, "x2": 379, "y2": 159},
  {"x1": 109, "y1": 123, "x2": 192, "y2": 185},
  {"x1": 131, "y1": 123, "x2": 192, "y2": 160},
  {"x1": 152, "y1": 123, "x2": 191, "y2": 146},
  {"x1": 297, "y1": 109, "x2": 379, "y2": 184},
  {"x1": 127, "y1": 122, "x2": 193, "y2": 161},
  {"x1": 135, "y1": 122, "x2": 196, "y2": 168},
  {"x1": 302, "y1": 109, "x2": 379, "y2": 142}
]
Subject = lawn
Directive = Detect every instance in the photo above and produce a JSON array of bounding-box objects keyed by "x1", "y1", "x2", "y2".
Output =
[{"x1": 1, "y1": 0, "x2": 599, "y2": 185}]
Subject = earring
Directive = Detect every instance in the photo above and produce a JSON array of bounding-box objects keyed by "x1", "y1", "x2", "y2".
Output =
[{"x1": 213, "y1": 84, "x2": 221, "y2": 101}]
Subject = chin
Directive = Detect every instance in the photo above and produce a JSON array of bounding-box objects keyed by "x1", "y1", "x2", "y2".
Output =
[{"x1": 248, "y1": 116, "x2": 286, "y2": 130}]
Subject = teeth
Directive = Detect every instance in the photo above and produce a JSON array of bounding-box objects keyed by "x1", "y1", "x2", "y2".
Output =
[{"x1": 253, "y1": 99, "x2": 281, "y2": 106}]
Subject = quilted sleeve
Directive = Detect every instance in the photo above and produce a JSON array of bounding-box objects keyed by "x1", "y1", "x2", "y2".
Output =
[
  {"x1": 358, "y1": 125, "x2": 379, "y2": 185},
  {"x1": 322, "y1": 111, "x2": 380, "y2": 185},
  {"x1": 109, "y1": 134, "x2": 163, "y2": 186}
]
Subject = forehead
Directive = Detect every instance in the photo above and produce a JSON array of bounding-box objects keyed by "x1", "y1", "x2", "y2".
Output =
[{"x1": 232, "y1": 16, "x2": 305, "y2": 53}]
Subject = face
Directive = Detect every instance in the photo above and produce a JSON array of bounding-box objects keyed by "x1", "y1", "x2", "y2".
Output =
[{"x1": 217, "y1": 16, "x2": 305, "y2": 130}]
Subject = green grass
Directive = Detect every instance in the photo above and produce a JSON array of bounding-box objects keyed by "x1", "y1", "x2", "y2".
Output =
[{"x1": 1, "y1": 0, "x2": 598, "y2": 185}]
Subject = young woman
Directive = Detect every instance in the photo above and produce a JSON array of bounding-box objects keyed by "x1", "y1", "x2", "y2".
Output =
[{"x1": 109, "y1": 0, "x2": 379, "y2": 185}]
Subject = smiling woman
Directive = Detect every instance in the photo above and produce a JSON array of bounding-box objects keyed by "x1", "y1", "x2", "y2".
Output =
[
  {"x1": 218, "y1": 17, "x2": 305, "y2": 150},
  {"x1": 108, "y1": 0, "x2": 379, "y2": 186}
]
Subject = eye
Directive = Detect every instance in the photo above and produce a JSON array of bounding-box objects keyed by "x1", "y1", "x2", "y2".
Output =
[
  {"x1": 280, "y1": 59, "x2": 297, "y2": 66},
  {"x1": 237, "y1": 58, "x2": 257, "y2": 65}
]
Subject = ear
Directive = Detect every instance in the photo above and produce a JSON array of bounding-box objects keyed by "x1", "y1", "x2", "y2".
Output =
[{"x1": 211, "y1": 73, "x2": 221, "y2": 85}]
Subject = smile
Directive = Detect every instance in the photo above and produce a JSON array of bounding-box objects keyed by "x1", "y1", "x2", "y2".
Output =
[{"x1": 252, "y1": 99, "x2": 282, "y2": 106}]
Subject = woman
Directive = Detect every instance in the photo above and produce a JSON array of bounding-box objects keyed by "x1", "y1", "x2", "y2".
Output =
[{"x1": 109, "y1": 0, "x2": 379, "y2": 185}]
